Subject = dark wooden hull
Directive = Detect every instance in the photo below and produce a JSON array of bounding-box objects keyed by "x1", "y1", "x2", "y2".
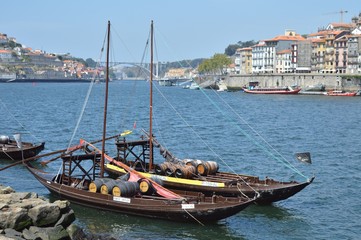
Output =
[
  {"x1": 164, "y1": 174, "x2": 314, "y2": 205},
  {"x1": 0, "y1": 141, "x2": 45, "y2": 160},
  {"x1": 26, "y1": 165, "x2": 255, "y2": 223},
  {"x1": 106, "y1": 165, "x2": 314, "y2": 205}
]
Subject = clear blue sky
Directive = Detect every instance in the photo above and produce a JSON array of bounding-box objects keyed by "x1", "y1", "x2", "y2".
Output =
[{"x1": 1, "y1": 0, "x2": 359, "y2": 62}]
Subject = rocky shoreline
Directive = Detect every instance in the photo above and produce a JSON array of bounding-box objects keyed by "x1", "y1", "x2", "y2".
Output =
[{"x1": 0, "y1": 184, "x2": 115, "y2": 240}]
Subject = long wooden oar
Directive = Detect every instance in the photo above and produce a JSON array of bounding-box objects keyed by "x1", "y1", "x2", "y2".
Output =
[
  {"x1": 0, "y1": 134, "x2": 119, "y2": 171},
  {"x1": 0, "y1": 149, "x2": 67, "y2": 171}
]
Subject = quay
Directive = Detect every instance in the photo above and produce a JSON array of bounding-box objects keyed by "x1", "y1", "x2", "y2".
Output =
[{"x1": 222, "y1": 74, "x2": 361, "y2": 91}]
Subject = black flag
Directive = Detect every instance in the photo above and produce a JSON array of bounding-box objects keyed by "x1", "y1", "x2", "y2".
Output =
[{"x1": 295, "y1": 152, "x2": 312, "y2": 164}]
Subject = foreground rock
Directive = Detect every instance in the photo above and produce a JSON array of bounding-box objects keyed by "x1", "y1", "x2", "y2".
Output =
[{"x1": 0, "y1": 184, "x2": 116, "y2": 240}]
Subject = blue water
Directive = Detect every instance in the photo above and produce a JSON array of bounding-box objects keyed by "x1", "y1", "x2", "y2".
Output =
[{"x1": 1, "y1": 81, "x2": 360, "y2": 239}]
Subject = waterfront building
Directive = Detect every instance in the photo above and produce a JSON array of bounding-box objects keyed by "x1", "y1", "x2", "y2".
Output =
[
  {"x1": 235, "y1": 47, "x2": 252, "y2": 74},
  {"x1": 252, "y1": 30, "x2": 305, "y2": 74},
  {"x1": 234, "y1": 48, "x2": 241, "y2": 74},
  {"x1": 347, "y1": 34, "x2": 361, "y2": 73},
  {"x1": 0, "y1": 49, "x2": 13, "y2": 61},
  {"x1": 252, "y1": 41, "x2": 266, "y2": 73},
  {"x1": 292, "y1": 40, "x2": 312, "y2": 73},
  {"x1": 335, "y1": 34, "x2": 349, "y2": 73},
  {"x1": 310, "y1": 39, "x2": 326, "y2": 73},
  {"x1": 275, "y1": 49, "x2": 292, "y2": 73}
]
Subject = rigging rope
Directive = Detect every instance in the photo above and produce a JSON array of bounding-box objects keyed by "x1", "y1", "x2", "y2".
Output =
[
  {"x1": 151, "y1": 81, "x2": 260, "y2": 195},
  {"x1": 66, "y1": 27, "x2": 108, "y2": 152},
  {"x1": 149, "y1": 27, "x2": 308, "y2": 179},
  {"x1": 207, "y1": 88, "x2": 308, "y2": 179}
]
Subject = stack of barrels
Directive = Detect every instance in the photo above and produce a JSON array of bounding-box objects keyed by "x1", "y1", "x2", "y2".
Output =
[
  {"x1": 154, "y1": 159, "x2": 219, "y2": 179},
  {"x1": 89, "y1": 178, "x2": 139, "y2": 197},
  {"x1": 89, "y1": 176, "x2": 163, "y2": 197}
]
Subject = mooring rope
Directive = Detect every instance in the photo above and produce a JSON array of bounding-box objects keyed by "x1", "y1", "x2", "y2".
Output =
[{"x1": 183, "y1": 208, "x2": 205, "y2": 226}]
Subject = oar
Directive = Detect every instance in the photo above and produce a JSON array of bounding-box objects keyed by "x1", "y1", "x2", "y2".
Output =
[
  {"x1": 0, "y1": 134, "x2": 120, "y2": 171},
  {"x1": 0, "y1": 149, "x2": 67, "y2": 171}
]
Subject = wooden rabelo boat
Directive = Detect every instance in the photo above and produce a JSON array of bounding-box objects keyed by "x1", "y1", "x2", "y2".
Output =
[
  {"x1": 100, "y1": 26, "x2": 313, "y2": 205},
  {"x1": 105, "y1": 135, "x2": 314, "y2": 205},
  {"x1": 0, "y1": 135, "x2": 45, "y2": 160},
  {"x1": 243, "y1": 86, "x2": 301, "y2": 94},
  {"x1": 24, "y1": 21, "x2": 257, "y2": 223}
]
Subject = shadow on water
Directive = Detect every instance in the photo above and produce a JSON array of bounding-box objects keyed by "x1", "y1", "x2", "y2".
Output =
[{"x1": 47, "y1": 198, "x2": 246, "y2": 240}]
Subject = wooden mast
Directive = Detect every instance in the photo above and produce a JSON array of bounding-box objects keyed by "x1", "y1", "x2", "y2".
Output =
[
  {"x1": 149, "y1": 20, "x2": 154, "y2": 172},
  {"x1": 101, "y1": 20, "x2": 111, "y2": 178}
]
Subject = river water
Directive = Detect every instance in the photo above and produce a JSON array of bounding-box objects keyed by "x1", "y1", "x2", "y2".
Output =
[{"x1": 0, "y1": 81, "x2": 360, "y2": 239}]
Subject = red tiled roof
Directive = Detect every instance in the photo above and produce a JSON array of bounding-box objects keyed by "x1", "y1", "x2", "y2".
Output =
[
  {"x1": 276, "y1": 49, "x2": 292, "y2": 54},
  {"x1": 265, "y1": 34, "x2": 305, "y2": 42}
]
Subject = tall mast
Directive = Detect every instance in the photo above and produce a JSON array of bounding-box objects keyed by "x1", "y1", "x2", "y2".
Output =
[
  {"x1": 149, "y1": 20, "x2": 154, "y2": 171},
  {"x1": 101, "y1": 20, "x2": 111, "y2": 177}
]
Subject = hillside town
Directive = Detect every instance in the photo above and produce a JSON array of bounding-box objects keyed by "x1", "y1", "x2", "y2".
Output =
[{"x1": 1, "y1": 13, "x2": 361, "y2": 82}]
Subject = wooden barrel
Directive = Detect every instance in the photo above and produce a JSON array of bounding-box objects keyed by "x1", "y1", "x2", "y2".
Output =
[
  {"x1": 183, "y1": 159, "x2": 194, "y2": 166},
  {"x1": 100, "y1": 179, "x2": 117, "y2": 194},
  {"x1": 154, "y1": 163, "x2": 168, "y2": 175},
  {"x1": 175, "y1": 165, "x2": 196, "y2": 179},
  {"x1": 164, "y1": 163, "x2": 177, "y2": 177},
  {"x1": 138, "y1": 178, "x2": 159, "y2": 195},
  {"x1": 150, "y1": 176, "x2": 163, "y2": 186},
  {"x1": 196, "y1": 161, "x2": 210, "y2": 176},
  {"x1": 112, "y1": 180, "x2": 139, "y2": 197},
  {"x1": 206, "y1": 161, "x2": 219, "y2": 175},
  {"x1": 89, "y1": 178, "x2": 111, "y2": 193}
]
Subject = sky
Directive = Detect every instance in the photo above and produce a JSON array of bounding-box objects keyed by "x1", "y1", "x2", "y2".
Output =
[{"x1": 1, "y1": 0, "x2": 360, "y2": 63}]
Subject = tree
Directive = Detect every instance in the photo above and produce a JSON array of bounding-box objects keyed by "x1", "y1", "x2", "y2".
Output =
[
  {"x1": 225, "y1": 44, "x2": 240, "y2": 56},
  {"x1": 198, "y1": 53, "x2": 231, "y2": 75},
  {"x1": 85, "y1": 58, "x2": 97, "y2": 68},
  {"x1": 224, "y1": 40, "x2": 257, "y2": 56}
]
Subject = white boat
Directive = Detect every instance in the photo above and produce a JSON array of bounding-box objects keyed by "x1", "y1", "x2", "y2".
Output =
[{"x1": 189, "y1": 82, "x2": 200, "y2": 90}]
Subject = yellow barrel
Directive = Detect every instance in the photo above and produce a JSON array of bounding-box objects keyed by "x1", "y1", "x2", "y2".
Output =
[
  {"x1": 89, "y1": 178, "x2": 111, "y2": 193},
  {"x1": 100, "y1": 179, "x2": 117, "y2": 194}
]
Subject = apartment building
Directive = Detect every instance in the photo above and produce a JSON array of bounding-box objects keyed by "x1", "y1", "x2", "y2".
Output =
[{"x1": 347, "y1": 34, "x2": 361, "y2": 73}]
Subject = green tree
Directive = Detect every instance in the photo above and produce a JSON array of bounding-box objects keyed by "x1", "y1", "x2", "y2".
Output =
[
  {"x1": 85, "y1": 58, "x2": 97, "y2": 68},
  {"x1": 225, "y1": 44, "x2": 240, "y2": 56},
  {"x1": 224, "y1": 40, "x2": 257, "y2": 56},
  {"x1": 198, "y1": 54, "x2": 231, "y2": 75}
]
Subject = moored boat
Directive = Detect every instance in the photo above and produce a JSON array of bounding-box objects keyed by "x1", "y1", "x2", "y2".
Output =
[
  {"x1": 22, "y1": 21, "x2": 256, "y2": 224},
  {"x1": 25, "y1": 142, "x2": 255, "y2": 223},
  {"x1": 0, "y1": 135, "x2": 45, "y2": 160},
  {"x1": 243, "y1": 86, "x2": 301, "y2": 94},
  {"x1": 326, "y1": 90, "x2": 357, "y2": 96},
  {"x1": 105, "y1": 136, "x2": 314, "y2": 205}
]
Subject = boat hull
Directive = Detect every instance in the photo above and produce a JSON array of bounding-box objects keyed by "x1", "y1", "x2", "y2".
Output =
[
  {"x1": 26, "y1": 166, "x2": 255, "y2": 223},
  {"x1": 105, "y1": 164, "x2": 314, "y2": 205},
  {"x1": 0, "y1": 141, "x2": 45, "y2": 160}
]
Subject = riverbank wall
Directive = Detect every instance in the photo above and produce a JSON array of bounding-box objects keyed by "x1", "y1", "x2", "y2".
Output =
[{"x1": 225, "y1": 74, "x2": 361, "y2": 91}]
